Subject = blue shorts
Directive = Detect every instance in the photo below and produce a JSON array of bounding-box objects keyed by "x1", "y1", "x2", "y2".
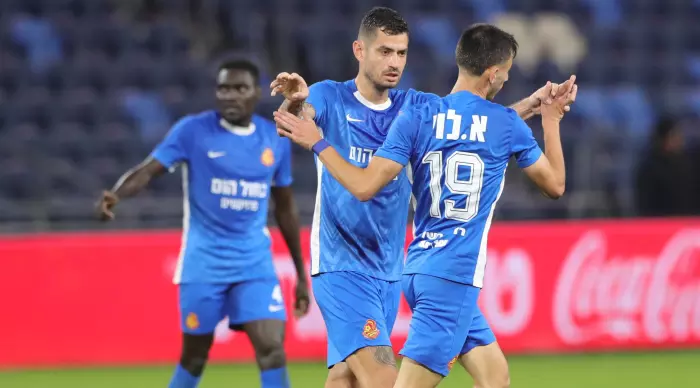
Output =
[
  {"x1": 400, "y1": 274, "x2": 496, "y2": 377},
  {"x1": 312, "y1": 271, "x2": 401, "y2": 368},
  {"x1": 178, "y1": 278, "x2": 286, "y2": 334}
]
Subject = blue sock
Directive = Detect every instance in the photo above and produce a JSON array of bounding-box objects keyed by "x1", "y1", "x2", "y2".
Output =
[
  {"x1": 168, "y1": 364, "x2": 201, "y2": 388},
  {"x1": 260, "y1": 367, "x2": 290, "y2": 388}
]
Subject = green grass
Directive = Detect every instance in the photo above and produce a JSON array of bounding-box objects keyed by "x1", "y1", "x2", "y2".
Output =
[{"x1": 2, "y1": 352, "x2": 699, "y2": 387}]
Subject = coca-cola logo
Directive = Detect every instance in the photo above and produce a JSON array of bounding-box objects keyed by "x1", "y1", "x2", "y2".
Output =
[{"x1": 553, "y1": 229, "x2": 700, "y2": 345}]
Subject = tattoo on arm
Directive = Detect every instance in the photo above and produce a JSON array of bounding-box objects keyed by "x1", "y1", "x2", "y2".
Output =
[
  {"x1": 372, "y1": 346, "x2": 397, "y2": 367},
  {"x1": 279, "y1": 100, "x2": 314, "y2": 119}
]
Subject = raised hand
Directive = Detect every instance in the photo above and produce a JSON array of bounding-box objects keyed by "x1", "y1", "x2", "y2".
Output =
[{"x1": 270, "y1": 72, "x2": 309, "y2": 101}]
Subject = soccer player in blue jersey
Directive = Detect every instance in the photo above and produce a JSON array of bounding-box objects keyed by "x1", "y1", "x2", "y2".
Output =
[
  {"x1": 96, "y1": 59, "x2": 309, "y2": 388},
  {"x1": 270, "y1": 7, "x2": 574, "y2": 388},
  {"x1": 273, "y1": 24, "x2": 576, "y2": 388}
]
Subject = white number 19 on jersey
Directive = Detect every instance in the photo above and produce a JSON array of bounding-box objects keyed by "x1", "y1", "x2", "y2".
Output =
[{"x1": 424, "y1": 112, "x2": 485, "y2": 223}]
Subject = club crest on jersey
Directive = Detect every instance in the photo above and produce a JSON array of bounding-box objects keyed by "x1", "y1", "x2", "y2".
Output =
[
  {"x1": 362, "y1": 319, "x2": 380, "y2": 339},
  {"x1": 448, "y1": 356, "x2": 458, "y2": 371},
  {"x1": 261, "y1": 148, "x2": 275, "y2": 166},
  {"x1": 185, "y1": 312, "x2": 200, "y2": 330}
]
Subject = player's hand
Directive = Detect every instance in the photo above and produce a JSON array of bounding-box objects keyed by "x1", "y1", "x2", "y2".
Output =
[
  {"x1": 273, "y1": 109, "x2": 321, "y2": 150},
  {"x1": 270, "y1": 72, "x2": 309, "y2": 101},
  {"x1": 96, "y1": 190, "x2": 119, "y2": 221},
  {"x1": 530, "y1": 75, "x2": 576, "y2": 115},
  {"x1": 294, "y1": 279, "x2": 310, "y2": 318},
  {"x1": 541, "y1": 78, "x2": 578, "y2": 122}
]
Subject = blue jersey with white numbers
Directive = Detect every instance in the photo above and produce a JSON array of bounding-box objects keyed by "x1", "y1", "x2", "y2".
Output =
[
  {"x1": 375, "y1": 91, "x2": 543, "y2": 287},
  {"x1": 308, "y1": 80, "x2": 438, "y2": 281},
  {"x1": 151, "y1": 111, "x2": 293, "y2": 284}
]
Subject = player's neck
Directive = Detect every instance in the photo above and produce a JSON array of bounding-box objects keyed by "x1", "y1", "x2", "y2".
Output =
[
  {"x1": 451, "y1": 74, "x2": 488, "y2": 100},
  {"x1": 354, "y1": 75, "x2": 391, "y2": 105}
]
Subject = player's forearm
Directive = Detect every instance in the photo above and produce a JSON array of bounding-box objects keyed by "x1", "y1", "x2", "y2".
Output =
[
  {"x1": 111, "y1": 168, "x2": 154, "y2": 199},
  {"x1": 274, "y1": 205, "x2": 307, "y2": 279},
  {"x1": 279, "y1": 98, "x2": 305, "y2": 117},
  {"x1": 111, "y1": 158, "x2": 166, "y2": 199},
  {"x1": 509, "y1": 98, "x2": 536, "y2": 121},
  {"x1": 541, "y1": 119, "x2": 566, "y2": 198},
  {"x1": 317, "y1": 147, "x2": 379, "y2": 202}
]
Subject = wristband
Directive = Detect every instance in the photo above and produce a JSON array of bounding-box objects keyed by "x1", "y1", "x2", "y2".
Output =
[{"x1": 311, "y1": 139, "x2": 331, "y2": 155}]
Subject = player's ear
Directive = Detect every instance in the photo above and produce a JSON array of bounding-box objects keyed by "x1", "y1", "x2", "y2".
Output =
[
  {"x1": 352, "y1": 40, "x2": 364, "y2": 61},
  {"x1": 487, "y1": 67, "x2": 499, "y2": 84}
]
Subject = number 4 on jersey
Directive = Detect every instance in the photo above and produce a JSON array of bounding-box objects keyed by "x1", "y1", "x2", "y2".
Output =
[
  {"x1": 426, "y1": 111, "x2": 487, "y2": 223},
  {"x1": 434, "y1": 109, "x2": 487, "y2": 143}
]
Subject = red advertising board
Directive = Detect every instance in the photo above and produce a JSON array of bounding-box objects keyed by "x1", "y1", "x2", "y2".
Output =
[{"x1": 1, "y1": 219, "x2": 699, "y2": 368}]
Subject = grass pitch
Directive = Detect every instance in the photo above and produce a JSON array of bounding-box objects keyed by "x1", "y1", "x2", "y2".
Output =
[{"x1": 1, "y1": 351, "x2": 698, "y2": 387}]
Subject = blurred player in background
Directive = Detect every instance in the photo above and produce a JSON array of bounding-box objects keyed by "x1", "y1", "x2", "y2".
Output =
[
  {"x1": 270, "y1": 7, "x2": 573, "y2": 388},
  {"x1": 273, "y1": 24, "x2": 576, "y2": 388},
  {"x1": 96, "y1": 59, "x2": 309, "y2": 388}
]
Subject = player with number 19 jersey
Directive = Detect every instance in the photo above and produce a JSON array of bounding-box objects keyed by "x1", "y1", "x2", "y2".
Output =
[
  {"x1": 307, "y1": 79, "x2": 438, "y2": 367},
  {"x1": 374, "y1": 90, "x2": 542, "y2": 376}
]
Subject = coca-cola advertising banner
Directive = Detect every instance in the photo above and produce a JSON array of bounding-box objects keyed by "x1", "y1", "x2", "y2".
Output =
[{"x1": 1, "y1": 218, "x2": 699, "y2": 368}]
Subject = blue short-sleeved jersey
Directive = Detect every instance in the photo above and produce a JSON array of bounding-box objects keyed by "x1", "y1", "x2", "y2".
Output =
[
  {"x1": 151, "y1": 111, "x2": 293, "y2": 284},
  {"x1": 307, "y1": 80, "x2": 438, "y2": 281},
  {"x1": 375, "y1": 91, "x2": 542, "y2": 287}
]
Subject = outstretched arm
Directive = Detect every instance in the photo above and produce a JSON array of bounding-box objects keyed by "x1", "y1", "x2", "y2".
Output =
[
  {"x1": 272, "y1": 110, "x2": 403, "y2": 201},
  {"x1": 316, "y1": 147, "x2": 403, "y2": 201},
  {"x1": 96, "y1": 157, "x2": 167, "y2": 220}
]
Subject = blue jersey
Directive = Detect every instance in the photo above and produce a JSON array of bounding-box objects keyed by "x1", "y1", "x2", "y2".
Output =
[
  {"x1": 308, "y1": 80, "x2": 438, "y2": 281},
  {"x1": 375, "y1": 91, "x2": 543, "y2": 287},
  {"x1": 151, "y1": 111, "x2": 293, "y2": 284}
]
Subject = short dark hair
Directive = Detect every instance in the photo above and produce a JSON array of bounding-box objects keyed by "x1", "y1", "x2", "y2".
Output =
[
  {"x1": 359, "y1": 7, "x2": 409, "y2": 39},
  {"x1": 218, "y1": 59, "x2": 260, "y2": 84},
  {"x1": 455, "y1": 24, "x2": 518, "y2": 76}
]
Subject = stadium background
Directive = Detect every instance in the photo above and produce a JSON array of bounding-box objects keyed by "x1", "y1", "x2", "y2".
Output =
[{"x1": 1, "y1": 0, "x2": 700, "y2": 387}]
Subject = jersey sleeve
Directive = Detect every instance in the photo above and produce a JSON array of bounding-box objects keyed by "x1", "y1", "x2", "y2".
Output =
[
  {"x1": 273, "y1": 137, "x2": 294, "y2": 187},
  {"x1": 375, "y1": 109, "x2": 418, "y2": 166},
  {"x1": 306, "y1": 81, "x2": 333, "y2": 130},
  {"x1": 151, "y1": 116, "x2": 195, "y2": 171},
  {"x1": 510, "y1": 111, "x2": 543, "y2": 169}
]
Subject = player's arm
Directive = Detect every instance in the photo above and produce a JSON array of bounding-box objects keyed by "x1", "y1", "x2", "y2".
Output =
[
  {"x1": 508, "y1": 98, "x2": 539, "y2": 121},
  {"x1": 317, "y1": 149, "x2": 403, "y2": 201},
  {"x1": 271, "y1": 72, "x2": 318, "y2": 120},
  {"x1": 272, "y1": 110, "x2": 405, "y2": 201},
  {"x1": 96, "y1": 158, "x2": 166, "y2": 220},
  {"x1": 509, "y1": 76, "x2": 577, "y2": 120},
  {"x1": 513, "y1": 87, "x2": 574, "y2": 199},
  {"x1": 521, "y1": 120, "x2": 566, "y2": 199},
  {"x1": 269, "y1": 140, "x2": 310, "y2": 317},
  {"x1": 97, "y1": 117, "x2": 192, "y2": 220}
]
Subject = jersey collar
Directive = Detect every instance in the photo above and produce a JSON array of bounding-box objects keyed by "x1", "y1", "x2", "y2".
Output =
[
  {"x1": 219, "y1": 118, "x2": 256, "y2": 136},
  {"x1": 349, "y1": 80, "x2": 392, "y2": 111}
]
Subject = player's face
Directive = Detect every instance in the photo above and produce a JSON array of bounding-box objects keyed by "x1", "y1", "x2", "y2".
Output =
[
  {"x1": 360, "y1": 31, "x2": 408, "y2": 89},
  {"x1": 216, "y1": 69, "x2": 261, "y2": 125},
  {"x1": 485, "y1": 57, "x2": 513, "y2": 101}
]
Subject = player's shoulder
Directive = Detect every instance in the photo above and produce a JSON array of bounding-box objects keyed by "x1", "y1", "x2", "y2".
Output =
[
  {"x1": 172, "y1": 110, "x2": 216, "y2": 131},
  {"x1": 178, "y1": 110, "x2": 218, "y2": 125},
  {"x1": 309, "y1": 79, "x2": 342, "y2": 94},
  {"x1": 473, "y1": 96, "x2": 517, "y2": 118},
  {"x1": 449, "y1": 92, "x2": 518, "y2": 122}
]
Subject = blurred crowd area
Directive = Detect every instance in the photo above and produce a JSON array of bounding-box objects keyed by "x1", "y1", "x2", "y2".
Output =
[{"x1": 1, "y1": 0, "x2": 700, "y2": 232}]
